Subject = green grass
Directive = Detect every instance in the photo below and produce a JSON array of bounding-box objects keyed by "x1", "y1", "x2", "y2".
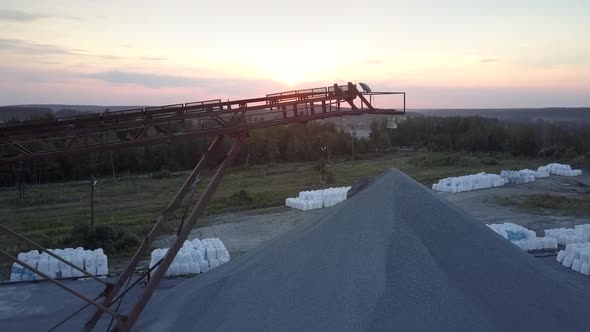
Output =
[
  {"x1": 494, "y1": 196, "x2": 517, "y2": 206},
  {"x1": 519, "y1": 194, "x2": 590, "y2": 216},
  {"x1": 0, "y1": 151, "x2": 546, "y2": 259}
]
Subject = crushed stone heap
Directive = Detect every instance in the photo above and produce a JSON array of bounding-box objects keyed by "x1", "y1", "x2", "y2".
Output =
[{"x1": 139, "y1": 169, "x2": 590, "y2": 331}]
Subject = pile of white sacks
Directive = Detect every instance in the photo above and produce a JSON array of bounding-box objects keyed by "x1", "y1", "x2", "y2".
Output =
[
  {"x1": 487, "y1": 223, "x2": 557, "y2": 251},
  {"x1": 538, "y1": 163, "x2": 583, "y2": 177},
  {"x1": 150, "y1": 238, "x2": 230, "y2": 277},
  {"x1": 285, "y1": 187, "x2": 351, "y2": 211},
  {"x1": 432, "y1": 163, "x2": 582, "y2": 193},
  {"x1": 500, "y1": 170, "x2": 536, "y2": 184},
  {"x1": 431, "y1": 173, "x2": 505, "y2": 193},
  {"x1": 545, "y1": 224, "x2": 590, "y2": 245},
  {"x1": 556, "y1": 243, "x2": 590, "y2": 276},
  {"x1": 10, "y1": 248, "x2": 108, "y2": 282}
]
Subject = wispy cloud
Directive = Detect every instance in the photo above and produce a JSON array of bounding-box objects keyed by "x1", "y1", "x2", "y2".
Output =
[
  {"x1": 0, "y1": 9, "x2": 45, "y2": 21},
  {"x1": 140, "y1": 56, "x2": 168, "y2": 61},
  {"x1": 86, "y1": 70, "x2": 203, "y2": 88},
  {"x1": 480, "y1": 58, "x2": 499, "y2": 63},
  {"x1": 0, "y1": 38, "x2": 72, "y2": 55},
  {"x1": 0, "y1": 9, "x2": 79, "y2": 22},
  {"x1": 365, "y1": 60, "x2": 384, "y2": 65},
  {"x1": 84, "y1": 70, "x2": 285, "y2": 95},
  {"x1": 99, "y1": 54, "x2": 124, "y2": 60},
  {"x1": 0, "y1": 39, "x2": 122, "y2": 60}
]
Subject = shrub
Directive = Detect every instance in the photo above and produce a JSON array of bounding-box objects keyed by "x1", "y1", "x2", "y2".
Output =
[
  {"x1": 65, "y1": 224, "x2": 139, "y2": 254},
  {"x1": 151, "y1": 169, "x2": 173, "y2": 179},
  {"x1": 408, "y1": 154, "x2": 462, "y2": 168},
  {"x1": 325, "y1": 170, "x2": 336, "y2": 184},
  {"x1": 480, "y1": 157, "x2": 498, "y2": 166}
]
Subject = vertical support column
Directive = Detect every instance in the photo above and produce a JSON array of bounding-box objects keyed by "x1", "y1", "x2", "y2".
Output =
[
  {"x1": 116, "y1": 132, "x2": 248, "y2": 331},
  {"x1": 403, "y1": 92, "x2": 406, "y2": 113}
]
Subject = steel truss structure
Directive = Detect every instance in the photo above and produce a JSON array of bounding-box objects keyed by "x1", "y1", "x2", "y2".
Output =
[{"x1": 0, "y1": 82, "x2": 405, "y2": 331}]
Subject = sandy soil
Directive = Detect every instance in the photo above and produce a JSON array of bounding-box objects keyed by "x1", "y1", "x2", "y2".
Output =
[
  {"x1": 440, "y1": 173, "x2": 590, "y2": 233},
  {"x1": 155, "y1": 173, "x2": 590, "y2": 257},
  {"x1": 154, "y1": 207, "x2": 320, "y2": 256}
]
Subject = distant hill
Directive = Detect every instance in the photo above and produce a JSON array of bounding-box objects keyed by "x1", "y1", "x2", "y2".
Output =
[
  {"x1": 414, "y1": 108, "x2": 590, "y2": 124},
  {"x1": 1, "y1": 104, "x2": 588, "y2": 126},
  {"x1": 0, "y1": 106, "x2": 54, "y2": 122},
  {"x1": 0, "y1": 104, "x2": 143, "y2": 121}
]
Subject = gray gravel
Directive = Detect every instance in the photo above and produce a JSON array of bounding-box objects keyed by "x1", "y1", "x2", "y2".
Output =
[{"x1": 137, "y1": 169, "x2": 590, "y2": 331}]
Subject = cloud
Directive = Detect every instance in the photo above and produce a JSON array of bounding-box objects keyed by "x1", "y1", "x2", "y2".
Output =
[
  {"x1": 365, "y1": 60, "x2": 384, "y2": 65},
  {"x1": 0, "y1": 9, "x2": 45, "y2": 21},
  {"x1": 0, "y1": 38, "x2": 72, "y2": 55},
  {"x1": 0, "y1": 39, "x2": 122, "y2": 60},
  {"x1": 86, "y1": 70, "x2": 204, "y2": 88},
  {"x1": 0, "y1": 9, "x2": 79, "y2": 21},
  {"x1": 480, "y1": 58, "x2": 499, "y2": 63},
  {"x1": 140, "y1": 56, "x2": 168, "y2": 61},
  {"x1": 84, "y1": 70, "x2": 285, "y2": 95},
  {"x1": 99, "y1": 54, "x2": 124, "y2": 60}
]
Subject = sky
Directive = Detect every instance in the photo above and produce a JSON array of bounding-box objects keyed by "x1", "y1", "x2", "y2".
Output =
[{"x1": 0, "y1": 0, "x2": 589, "y2": 108}]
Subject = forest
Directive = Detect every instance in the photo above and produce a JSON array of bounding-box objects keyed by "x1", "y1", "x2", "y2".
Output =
[{"x1": 1, "y1": 115, "x2": 589, "y2": 186}]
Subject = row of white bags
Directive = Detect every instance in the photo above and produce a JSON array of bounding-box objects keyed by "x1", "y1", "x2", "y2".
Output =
[
  {"x1": 433, "y1": 162, "x2": 582, "y2": 193},
  {"x1": 545, "y1": 225, "x2": 590, "y2": 245},
  {"x1": 150, "y1": 238, "x2": 230, "y2": 278},
  {"x1": 518, "y1": 169, "x2": 550, "y2": 178},
  {"x1": 486, "y1": 223, "x2": 557, "y2": 251},
  {"x1": 538, "y1": 163, "x2": 583, "y2": 177},
  {"x1": 432, "y1": 173, "x2": 505, "y2": 193},
  {"x1": 500, "y1": 170, "x2": 535, "y2": 184},
  {"x1": 286, "y1": 187, "x2": 351, "y2": 211},
  {"x1": 556, "y1": 243, "x2": 590, "y2": 276},
  {"x1": 10, "y1": 247, "x2": 108, "y2": 282}
]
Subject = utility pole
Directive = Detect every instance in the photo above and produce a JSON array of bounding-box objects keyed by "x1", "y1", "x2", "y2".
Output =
[
  {"x1": 90, "y1": 175, "x2": 98, "y2": 228},
  {"x1": 109, "y1": 151, "x2": 116, "y2": 181},
  {"x1": 320, "y1": 146, "x2": 327, "y2": 184},
  {"x1": 350, "y1": 125, "x2": 356, "y2": 161},
  {"x1": 17, "y1": 161, "x2": 25, "y2": 200}
]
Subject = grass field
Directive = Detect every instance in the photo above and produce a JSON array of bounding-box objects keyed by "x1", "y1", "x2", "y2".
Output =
[
  {"x1": 498, "y1": 194, "x2": 590, "y2": 216},
  {"x1": 0, "y1": 151, "x2": 546, "y2": 258}
]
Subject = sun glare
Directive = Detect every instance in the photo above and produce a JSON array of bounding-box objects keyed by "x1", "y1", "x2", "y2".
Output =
[{"x1": 242, "y1": 48, "x2": 335, "y2": 87}]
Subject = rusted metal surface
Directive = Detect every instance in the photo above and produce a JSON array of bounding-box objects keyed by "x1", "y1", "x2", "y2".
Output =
[{"x1": 0, "y1": 83, "x2": 404, "y2": 164}]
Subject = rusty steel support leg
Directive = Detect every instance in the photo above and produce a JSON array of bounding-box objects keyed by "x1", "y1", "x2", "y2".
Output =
[
  {"x1": 115, "y1": 132, "x2": 248, "y2": 331},
  {"x1": 83, "y1": 135, "x2": 226, "y2": 331}
]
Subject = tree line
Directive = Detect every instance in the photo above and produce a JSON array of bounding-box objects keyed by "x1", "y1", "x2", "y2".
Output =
[{"x1": 1, "y1": 115, "x2": 589, "y2": 185}]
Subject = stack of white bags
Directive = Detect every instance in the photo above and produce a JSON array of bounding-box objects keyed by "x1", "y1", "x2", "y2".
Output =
[
  {"x1": 545, "y1": 225, "x2": 590, "y2": 245},
  {"x1": 500, "y1": 170, "x2": 536, "y2": 184},
  {"x1": 285, "y1": 187, "x2": 351, "y2": 211},
  {"x1": 487, "y1": 223, "x2": 557, "y2": 251},
  {"x1": 518, "y1": 168, "x2": 550, "y2": 178},
  {"x1": 538, "y1": 163, "x2": 583, "y2": 177},
  {"x1": 556, "y1": 243, "x2": 590, "y2": 276},
  {"x1": 10, "y1": 247, "x2": 108, "y2": 282},
  {"x1": 431, "y1": 173, "x2": 505, "y2": 193},
  {"x1": 150, "y1": 238, "x2": 230, "y2": 278}
]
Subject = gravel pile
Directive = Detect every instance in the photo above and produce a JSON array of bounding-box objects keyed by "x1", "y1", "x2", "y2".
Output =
[{"x1": 139, "y1": 168, "x2": 590, "y2": 331}]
